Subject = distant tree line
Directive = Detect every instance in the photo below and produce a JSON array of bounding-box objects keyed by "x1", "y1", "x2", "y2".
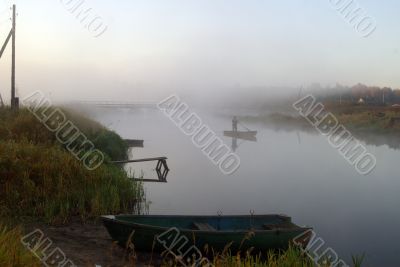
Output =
[{"x1": 312, "y1": 83, "x2": 400, "y2": 105}]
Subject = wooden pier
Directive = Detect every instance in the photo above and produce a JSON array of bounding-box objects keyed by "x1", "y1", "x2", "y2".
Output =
[{"x1": 112, "y1": 157, "x2": 169, "y2": 183}]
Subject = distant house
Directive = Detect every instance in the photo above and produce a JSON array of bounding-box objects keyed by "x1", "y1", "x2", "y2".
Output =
[{"x1": 358, "y1": 98, "x2": 365, "y2": 104}]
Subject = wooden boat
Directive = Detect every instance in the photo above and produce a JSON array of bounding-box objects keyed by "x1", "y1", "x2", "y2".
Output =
[
  {"x1": 101, "y1": 214, "x2": 311, "y2": 253},
  {"x1": 223, "y1": 131, "x2": 258, "y2": 142}
]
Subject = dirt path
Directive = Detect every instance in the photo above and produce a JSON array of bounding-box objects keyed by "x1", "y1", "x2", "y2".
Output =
[{"x1": 25, "y1": 218, "x2": 162, "y2": 267}]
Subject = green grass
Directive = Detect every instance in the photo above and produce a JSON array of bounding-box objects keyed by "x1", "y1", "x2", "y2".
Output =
[
  {"x1": 0, "y1": 224, "x2": 41, "y2": 267},
  {"x1": 0, "y1": 107, "x2": 144, "y2": 223},
  {"x1": 158, "y1": 246, "x2": 365, "y2": 267},
  {"x1": 211, "y1": 248, "x2": 314, "y2": 267},
  {"x1": 61, "y1": 108, "x2": 129, "y2": 161},
  {"x1": 0, "y1": 107, "x2": 129, "y2": 161},
  {"x1": 0, "y1": 107, "x2": 146, "y2": 265},
  {"x1": 323, "y1": 103, "x2": 400, "y2": 133},
  {"x1": 0, "y1": 140, "x2": 142, "y2": 223}
]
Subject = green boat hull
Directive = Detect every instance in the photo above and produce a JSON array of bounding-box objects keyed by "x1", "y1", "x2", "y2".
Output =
[{"x1": 102, "y1": 214, "x2": 311, "y2": 253}]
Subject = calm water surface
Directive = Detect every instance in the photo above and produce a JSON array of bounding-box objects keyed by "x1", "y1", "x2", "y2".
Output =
[{"x1": 89, "y1": 108, "x2": 400, "y2": 267}]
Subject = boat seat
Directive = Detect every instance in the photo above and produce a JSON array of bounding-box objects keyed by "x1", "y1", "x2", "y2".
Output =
[
  {"x1": 263, "y1": 222, "x2": 295, "y2": 230},
  {"x1": 192, "y1": 222, "x2": 216, "y2": 231}
]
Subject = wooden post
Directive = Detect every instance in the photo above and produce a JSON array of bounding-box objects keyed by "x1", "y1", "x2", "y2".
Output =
[{"x1": 11, "y1": 4, "x2": 17, "y2": 110}]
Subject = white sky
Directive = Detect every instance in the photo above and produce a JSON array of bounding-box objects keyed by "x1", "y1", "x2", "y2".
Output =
[{"x1": 0, "y1": 0, "x2": 399, "y2": 102}]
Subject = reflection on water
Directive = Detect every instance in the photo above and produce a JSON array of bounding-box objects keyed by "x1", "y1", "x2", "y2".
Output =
[
  {"x1": 88, "y1": 108, "x2": 400, "y2": 267},
  {"x1": 353, "y1": 131, "x2": 400, "y2": 150},
  {"x1": 242, "y1": 113, "x2": 400, "y2": 150}
]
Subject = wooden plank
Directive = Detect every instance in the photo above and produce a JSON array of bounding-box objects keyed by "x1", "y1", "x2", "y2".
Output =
[
  {"x1": 112, "y1": 157, "x2": 169, "y2": 182},
  {"x1": 112, "y1": 157, "x2": 167, "y2": 164},
  {"x1": 131, "y1": 178, "x2": 167, "y2": 183}
]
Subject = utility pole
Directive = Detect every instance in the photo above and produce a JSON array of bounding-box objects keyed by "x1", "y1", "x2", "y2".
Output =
[
  {"x1": 11, "y1": 4, "x2": 17, "y2": 110},
  {"x1": 0, "y1": 92, "x2": 4, "y2": 107},
  {"x1": 0, "y1": 5, "x2": 17, "y2": 109}
]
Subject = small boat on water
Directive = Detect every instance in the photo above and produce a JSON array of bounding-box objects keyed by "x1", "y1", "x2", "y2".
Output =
[
  {"x1": 223, "y1": 131, "x2": 258, "y2": 142},
  {"x1": 102, "y1": 214, "x2": 311, "y2": 253},
  {"x1": 224, "y1": 117, "x2": 258, "y2": 151}
]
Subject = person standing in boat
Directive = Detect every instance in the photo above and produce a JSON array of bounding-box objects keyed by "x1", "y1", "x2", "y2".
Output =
[{"x1": 232, "y1": 116, "x2": 238, "y2": 132}]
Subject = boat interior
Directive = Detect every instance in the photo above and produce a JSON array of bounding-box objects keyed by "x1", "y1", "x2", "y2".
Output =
[{"x1": 110, "y1": 215, "x2": 301, "y2": 231}]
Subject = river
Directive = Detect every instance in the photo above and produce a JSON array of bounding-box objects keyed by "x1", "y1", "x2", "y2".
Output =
[{"x1": 88, "y1": 107, "x2": 400, "y2": 267}]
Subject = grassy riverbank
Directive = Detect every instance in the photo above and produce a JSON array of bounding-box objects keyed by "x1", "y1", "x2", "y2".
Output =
[
  {"x1": 242, "y1": 104, "x2": 400, "y2": 135},
  {"x1": 159, "y1": 246, "x2": 363, "y2": 267},
  {"x1": 324, "y1": 103, "x2": 400, "y2": 133},
  {"x1": 0, "y1": 107, "x2": 145, "y2": 265},
  {"x1": 210, "y1": 247, "x2": 315, "y2": 267},
  {"x1": 0, "y1": 107, "x2": 144, "y2": 224}
]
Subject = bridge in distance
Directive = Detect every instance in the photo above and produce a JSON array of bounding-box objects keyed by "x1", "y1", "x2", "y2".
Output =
[{"x1": 75, "y1": 101, "x2": 158, "y2": 109}]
